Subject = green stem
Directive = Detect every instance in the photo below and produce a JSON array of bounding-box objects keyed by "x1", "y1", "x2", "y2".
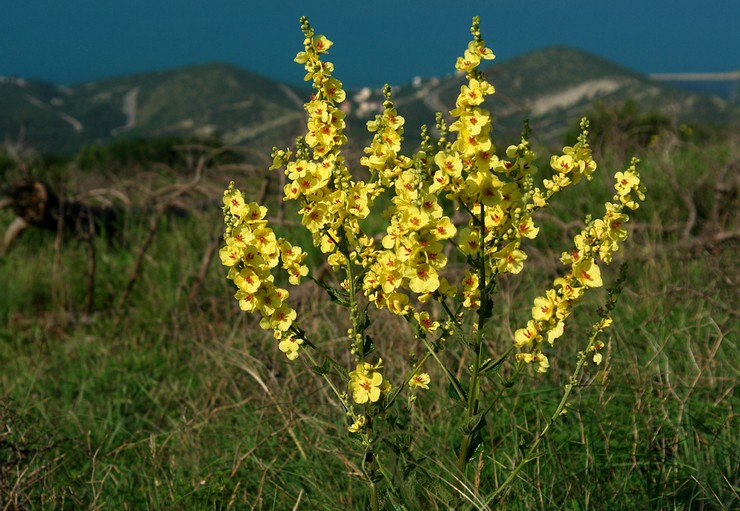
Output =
[
  {"x1": 356, "y1": 411, "x2": 377, "y2": 511},
  {"x1": 478, "y1": 361, "x2": 522, "y2": 419},
  {"x1": 383, "y1": 351, "x2": 433, "y2": 410},
  {"x1": 290, "y1": 325, "x2": 347, "y2": 376},
  {"x1": 456, "y1": 204, "x2": 488, "y2": 472},
  {"x1": 337, "y1": 229, "x2": 364, "y2": 358},
  {"x1": 299, "y1": 343, "x2": 350, "y2": 413},
  {"x1": 485, "y1": 331, "x2": 601, "y2": 507},
  {"x1": 336, "y1": 228, "x2": 382, "y2": 508},
  {"x1": 419, "y1": 334, "x2": 466, "y2": 402}
]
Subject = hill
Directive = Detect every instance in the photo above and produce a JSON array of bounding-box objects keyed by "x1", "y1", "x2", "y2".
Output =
[
  {"x1": 345, "y1": 46, "x2": 738, "y2": 148},
  {"x1": 2, "y1": 48, "x2": 737, "y2": 156},
  {"x1": 1, "y1": 63, "x2": 309, "y2": 155}
]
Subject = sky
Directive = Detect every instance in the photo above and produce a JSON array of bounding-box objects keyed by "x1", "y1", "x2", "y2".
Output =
[{"x1": 2, "y1": 1, "x2": 739, "y2": 89}]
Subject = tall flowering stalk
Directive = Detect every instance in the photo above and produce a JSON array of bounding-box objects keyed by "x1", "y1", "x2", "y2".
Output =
[{"x1": 220, "y1": 16, "x2": 646, "y2": 507}]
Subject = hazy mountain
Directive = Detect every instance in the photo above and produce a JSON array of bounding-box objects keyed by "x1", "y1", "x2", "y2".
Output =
[
  {"x1": 2, "y1": 48, "x2": 737, "y2": 156},
  {"x1": 346, "y1": 46, "x2": 738, "y2": 148},
  {"x1": 1, "y1": 63, "x2": 310, "y2": 155}
]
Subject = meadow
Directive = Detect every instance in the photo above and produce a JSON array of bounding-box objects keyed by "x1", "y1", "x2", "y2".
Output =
[{"x1": 0, "y1": 128, "x2": 737, "y2": 510}]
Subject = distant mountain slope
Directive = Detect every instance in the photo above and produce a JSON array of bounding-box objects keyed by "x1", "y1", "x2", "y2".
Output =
[
  {"x1": 1, "y1": 63, "x2": 309, "y2": 155},
  {"x1": 2, "y1": 48, "x2": 737, "y2": 155},
  {"x1": 345, "y1": 47, "x2": 738, "y2": 148}
]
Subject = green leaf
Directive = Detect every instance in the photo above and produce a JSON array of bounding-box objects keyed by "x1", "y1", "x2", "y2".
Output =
[
  {"x1": 325, "y1": 286, "x2": 350, "y2": 306},
  {"x1": 357, "y1": 305, "x2": 371, "y2": 331},
  {"x1": 446, "y1": 374, "x2": 467, "y2": 404},
  {"x1": 310, "y1": 359, "x2": 330, "y2": 376},
  {"x1": 309, "y1": 276, "x2": 350, "y2": 306},
  {"x1": 480, "y1": 295, "x2": 494, "y2": 321},
  {"x1": 480, "y1": 355, "x2": 507, "y2": 374},
  {"x1": 464, "y1": 431, "x2": 484, "y2": 463},
  {"x1": 461, "y1": 413, "x2": 484, "y2": 435},
  {"x1": 447, "y1": 317, "x2": 470, "y2": 346},
  {"x1": 384, "y1": 385, "x2": 404, "y2": 411},
  {"x1": 362, "y1": 334, "x2": 374, "y2": 356}
]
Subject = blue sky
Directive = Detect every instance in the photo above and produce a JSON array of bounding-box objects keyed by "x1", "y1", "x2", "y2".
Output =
[{"x1": 2, "y1": 1, "x2": 739, "y2": 88}]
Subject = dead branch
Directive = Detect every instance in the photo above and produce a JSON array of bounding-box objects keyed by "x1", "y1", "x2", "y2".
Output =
[
  {"x1": 188, "y1": 231, "x2": 222, "y2": 304},
  {"x1": 74, "y1": 187, "x2": 132, "y2": 208},
  {"x1": 115, "y1": 156, "x2": 206, "y2": 324}
]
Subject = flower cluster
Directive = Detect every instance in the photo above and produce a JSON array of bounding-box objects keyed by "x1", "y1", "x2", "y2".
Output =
[
  {"x1": 220, "y1": 183, "x2": 308, "y2": 359},
  {"x1": 273, "y1": 17, "x2": 379, "y2": 271},
  {"x1": 362, "y1": 166, "x2": 458, "y2": 314},
  {"x1": 360, "y1": 86, "x2": 413, "y2": 187},
  {"x1": 514, "y1": 158, "x2": 645, "y2": 371},
  {"x1": 542, "y1": 120, "x2": 598, "y2": 196},
  {"x1": 425, "y1": 18, "x2": 544, "y2": 301},
  {"x1": 220, "y1": 18, "x2": 649, "y2": 498},
  {"x1": 223, "y1": 14, "x2": 646, "y2": 420}
]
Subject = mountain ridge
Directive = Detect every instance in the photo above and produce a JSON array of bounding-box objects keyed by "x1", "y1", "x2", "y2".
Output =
[{"x1": 2, "y1": 46, "x2": 737, "y2": 156}]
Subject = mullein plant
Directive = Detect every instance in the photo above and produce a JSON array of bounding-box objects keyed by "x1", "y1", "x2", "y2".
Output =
[{"x1": 220, "y1": 16, "x2": 645, "y2": 508}]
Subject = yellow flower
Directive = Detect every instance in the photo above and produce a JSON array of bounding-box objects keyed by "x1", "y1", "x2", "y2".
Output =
[
  {"x1": 455, "y1": 49, "x2": 480, "y2": 73},
  {"x1": 278, "y1": 336, "x2": 302, "y2": 361},
  {"x1": 514, "y1": 320, "x2": 539, "y2": 348},
  {"x1": 532, "y1": 294, "x2": 554, "y2": 322},
  {"x1": 223, "y1": 186, "x2": 246, "y2": 217},
  {"x1": 461, "y1": 269, "x2": 480, "y2": 309},
  {"x1": 257, "y1": 286, "x2": 285, "y2": 316},
  {"x1": 467, "y1": 40, "x2": 495, "y2": 61},
  {"x1": 401, "y1": 206, "x2": 429, "y2": 232},
  {"x1": 244, "y1": 202, "x2": 268, "y2": 224},
  {"x1": 516, "y1": 215, "x2": 539, "y2": 240},
  {"x1": 235, "y1": 289, "x2": 259, "y2": 312},
  {"x1": 414, "y1": 311, "x2": 440, "y2": 332},
  {"x1": 348, "y1": 415, "x2": 366, "y2": 433},
  {"x1": 312, "y1": 34, "x2": 332, "y2": 53},
  {"x1": 484, "y1": 205, "x2": 506, "y2": 229},
  {"x1": 407, "y1": 263, "x2": 439, "y2": 294},
  {"x1": 219, "y1": 244, "x2": 243, "y2": 267},
  {"x1": 551, "y1": 154, "x2": 575, "y2": 174},
  {"x1": 554, "y1": 276, "x2": 585, "y2": 303},
  {"x1": 323, "y1": 77, "x2": 345, "y2": 103},
  {"x1": 300, "y1": 202, "x2": 328, "y2": 233},
  {"x1": 386, "y1": 292, "x2": 410, "y2": 315},
  {"x1": 458, "y1": 227, "x2": 481, "y2": 256},
  {"x1": 534, "y1": 351, "x2": 550, "y2": 373},
  {"x1": 270, "y1": 304, "x2": 297, "y2": 331},
  {"x1": 614, "y1": 170, "x2": 640, "y2": 196},
  {"x1": 517, "y1": 350, "x2": 550, "y2": 372},
  {"x1": 494, "y1": 242, "x2": 527, "y2": 274},
  {"x1": 409, "y1": 372, "x2": 431, "y2": 390},
  {"x1": 233, "y1": 267, "x2": 262, "y2": 294},
  {"x1": 349, "y1": 363, "x2": 385, "y2": 404},
  {"x1": 546, "y1": 320, "x2": 565, "y2": 344},
  {"x1": 573, "y1": 259, "x2": 603, "y2": 288},
  {"x1": 455, "y1": 78, "x2": 494, "y2": 108}
]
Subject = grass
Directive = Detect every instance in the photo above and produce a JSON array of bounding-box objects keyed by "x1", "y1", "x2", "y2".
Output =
[{"x1": 1, "y1": 133, "x2": 738, "y2": 510}]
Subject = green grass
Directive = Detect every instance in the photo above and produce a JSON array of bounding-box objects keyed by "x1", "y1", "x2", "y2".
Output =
[{"x1": 1, "y1": 135, "x2": 738, "y2": 510}]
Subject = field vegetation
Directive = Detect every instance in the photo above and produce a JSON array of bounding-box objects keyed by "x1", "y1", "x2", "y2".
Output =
[{"x1": 1, "y1": 106, "x2": 738, "y2": 509}]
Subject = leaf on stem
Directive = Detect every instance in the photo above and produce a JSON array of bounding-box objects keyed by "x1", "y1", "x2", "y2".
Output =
[
  {"x1": 311, "y1": 359, "x2": 330, "y2": 376},
  {"x1": 310, "y1": 276, "x2": 350, "y2": 306},
  {"x1": 362, "y1": 334, "x2": 375, "y2": 356},
  {"x1": 447, "y1": 375, "x2": 468, "y2": 403},
  {"x1": 464, "y1": 431, "x2": 484, "y2": 463},
  {"x1": 461, "y1": 413, "x2": 485, "y2": 435}
]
